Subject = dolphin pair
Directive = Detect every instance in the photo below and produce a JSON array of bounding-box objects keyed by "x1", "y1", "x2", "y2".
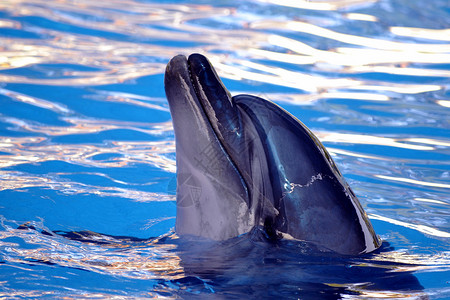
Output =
[{"x1": 164, "y1": 53, "x2": 380, "y2": 255}]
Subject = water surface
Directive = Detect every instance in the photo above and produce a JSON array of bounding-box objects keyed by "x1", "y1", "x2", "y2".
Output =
[{"x1": 0, "y1": 0, "x2": 449, "y2": 298}]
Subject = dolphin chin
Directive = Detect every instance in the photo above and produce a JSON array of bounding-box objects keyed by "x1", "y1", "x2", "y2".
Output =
[{"x1": 164, "y1": 53, "x2": 381, "y2": 255}]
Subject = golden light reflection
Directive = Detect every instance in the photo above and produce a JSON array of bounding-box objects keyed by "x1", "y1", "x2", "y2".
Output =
[
  {"x1": 263, "y1": 33, "x2": 450, "y2": 66},
  {"x1": 351, "y1": 83, "x2": 441, "y2": 94},
  {"x1": 4, "y1": 229, "x2": 184, "y2": 281},
  {"x1": 248, "y1": 48, "x2": 316, "y2": 65},
  {"x1": 0, "y1": 292, "x2": 56, "y2": 299},
  {"x1": 326, "y1": 147, "x2": 383, "y2": 160},
  {"x1": 319, "y1": 91, "x2": 389, "y2": 101},
  {"x1": 0, "y1": 137, "x2": 176, "y2": 171},
  {"x1": 0, "y1": 122, "x2": 175, "y2": 170},
  {"x1": 211, "y1": 33, "x2": 445, "y2": 94},
  {"x1": 436, "y1": 100, "x2": 450, "y2": 108},
  {"x1": 375, "y1": 175, "x2": 450, "y2": 189},
  {"x1": 0, "y1": 63, "x2": 166, "y2": 86},
  {"x1": 211, "y1": 56, "x2": 359, "y2": 92},
  {"x1": 0, "y1": 19, "x2": 21, "y2": 28},
  {"x1": 277, "y1": 21, "x2": 450, "y2": 53},
  {"x1": 0, "y1": 1, "x2": 448, "y2": 297},
  {"x1": 372, "y1": 250, "x2": 450, "y2": 267},
  {"x1": 0, "y1": 56, "x2": 42, "y2": 69},
  {"x1": 316, "y1": 132, "x2": 435, "y2": 151},
  {"x1": 342, "y1": 290, "x2": 427, "y2": 299},
  {"x1": 232, "y1": 91, "x2": 389, "y2": 106},
  {"x1": 369, "y1": 214, "x2": 450, "y2": 238},
  {"x1": 348, "y1": 65, "x2": 450, "y2": 78},
  {"x1": 335, "y1": 46, "x2": 450, "y2": 64},
  {"x1": 0, "y1": 88, "x2": 71, "y2": 113},
  {"x1": 402, "y1": 138, "x2": 450, "y2": 148},
  {"x1": 255, "y1": 0, "x2": 378, "y2": 11},
  {"x1": 413, "y1": 198, "x2": 448, "y2": 205},
  {"x1": 0, "y1": 115, "x2": 173, "y2": 138},
  {"x1": 0, "y1": 171, "x2": 176, "y2": 202},
  {"x1": 0, "y1": 0, "x2": 446, "y2": 99},
  {"x1": 99, "y1": 93, "x2": 170, "y2": 112},
  {"x1": 345, "y1": 13, "x2": 378, "y2": 22},
  {"x1": 391, "y1": 27, "x2": 450, "y2": 42},
  {"x1": 326, "y1": 143, "x2": 448, "y2": 165}
]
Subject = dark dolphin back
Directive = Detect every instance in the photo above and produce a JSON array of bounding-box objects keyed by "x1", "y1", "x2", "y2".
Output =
[{"x1": 234, "y1": 94, "x2": 380, "y2": 255}]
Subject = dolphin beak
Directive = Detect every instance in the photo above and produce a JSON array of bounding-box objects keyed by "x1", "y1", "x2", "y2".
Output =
[
  {"x1": 164, "y1": 54, "x2": 253, "y2": 240},
  {"x1": 164, "y1": 54, "x2": 218, "y2": 152},
  {"x1": 187, "y1": 54, "x2": 256, "y2": 182},
  {"x1": 187, "y1": 54, "x2": 242, "y2": 144},
  {"x1": 165, "y1": 53, "x2": 253, "y2": 190},
  {"x1": 164, "y1": 54, "x2": 238, "y2": 139}
]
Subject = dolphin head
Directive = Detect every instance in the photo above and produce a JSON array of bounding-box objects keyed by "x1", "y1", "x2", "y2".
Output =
[{"x1": 164, "y1": 53, "x2": 380, "y2": 255}]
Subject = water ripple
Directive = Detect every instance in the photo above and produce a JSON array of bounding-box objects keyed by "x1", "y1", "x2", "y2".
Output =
[{"x1": 0, "y1": 0, "x2": 449, "y2": 298}]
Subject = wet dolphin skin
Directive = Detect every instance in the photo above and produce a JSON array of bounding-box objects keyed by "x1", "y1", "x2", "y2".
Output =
[{"x1": 164, "y1": 53, "x2": 380, "y2": 255}]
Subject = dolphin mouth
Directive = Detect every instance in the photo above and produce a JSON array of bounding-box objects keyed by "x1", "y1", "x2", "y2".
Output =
[
  {"x1": 185, "y1": 54, "x2": 263, "y2": 208},
  {"x1": 188, "y1": 55, "x2": 248, "y2": 169},
  {"x1": 186, "y1": 54, "x2": 243, "y2": 145},
  {"x1": 166, "y1": 53, "x2": 240, "y2": 141},
  {"x1": 165, "y1": 53, "x2": 252, "y2": 206}
]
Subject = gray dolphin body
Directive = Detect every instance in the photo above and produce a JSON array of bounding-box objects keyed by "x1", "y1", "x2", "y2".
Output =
[{"x1": 164, "y1": 53, "x2": 380, "y2": 255}]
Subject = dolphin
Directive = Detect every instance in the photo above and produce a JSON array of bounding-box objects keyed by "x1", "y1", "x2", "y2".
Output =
[{"x1": 164, "y1": 53, "x2": 381, "y2": 255}]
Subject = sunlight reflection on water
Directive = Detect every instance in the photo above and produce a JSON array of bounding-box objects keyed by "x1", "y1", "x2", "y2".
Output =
[{"x1": 0, "y1": 0, "x2": 449, "y2": 298}]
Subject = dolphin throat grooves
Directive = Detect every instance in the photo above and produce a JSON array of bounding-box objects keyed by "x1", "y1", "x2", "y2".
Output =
[{"x1": 165, "y1": 53, "x2": 381, "y2": 255}]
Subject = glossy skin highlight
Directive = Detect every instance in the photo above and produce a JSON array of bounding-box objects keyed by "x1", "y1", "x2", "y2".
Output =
[{"x1": 165, "y1": 53, "x2": 381, "y2": 255}]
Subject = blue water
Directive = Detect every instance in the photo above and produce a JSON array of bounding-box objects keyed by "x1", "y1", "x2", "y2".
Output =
[{"x1": 1, "y1": 0, "x2": 449, "y2": 298}]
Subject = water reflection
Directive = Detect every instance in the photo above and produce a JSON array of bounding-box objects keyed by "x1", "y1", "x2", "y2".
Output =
[
  {"x1": 0, "y1": 88, "x2": 71, "y2": 113},
  {"x1": 0, "y1": 0, "x2": 449, "y2": 298},
  {"x1": 376, "y1": 175, "x2": 450, "y2": 190},
  {"x1": 391, "y1": 26, "x2": 450, "y2": 41},
  {"x1": 1, "y1": 224, "x2": 183, "y2": 281},
  {"x1": 345, "y1": 12, "x2": 378, "y2": 22},
  {"x1": 2, "y1": 223, "x2": 443, "y2": 298},
  {"x1": 256, "y1": 0, "x2": 379, "y2": 11},
  {"x1": 0, "y1": 0, "x2": 447, "y2": 94},
  {"x1": 317, "y1": 132, "x2": 436, "y2": 151},
  {"x1": 370, "y1": 214, "x2": 450, "y2": 238},
  {"x1": 0, "y1": 170, "x2": 176, "y2": 202}
]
